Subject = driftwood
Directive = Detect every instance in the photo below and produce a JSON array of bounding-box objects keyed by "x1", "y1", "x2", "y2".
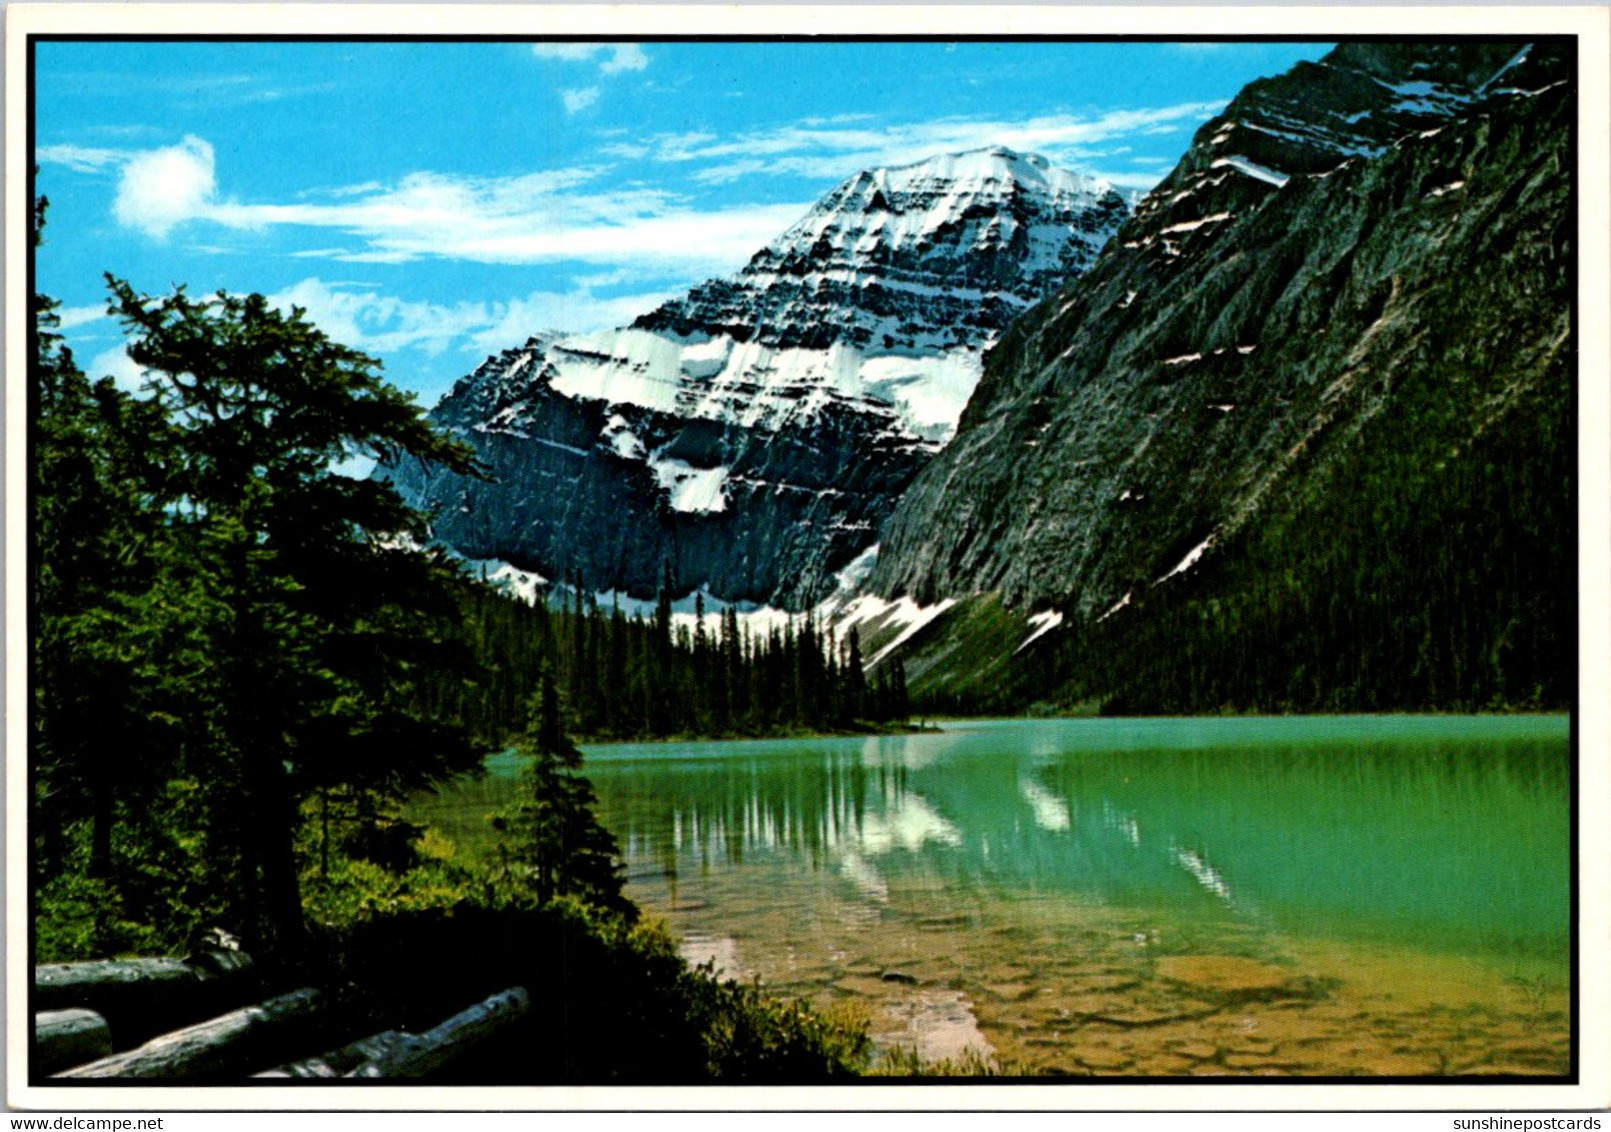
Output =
[
  {"x1": 344, "y1": 987, "x2": 530, "y2": 1080},
  {"x1": 35, "y1": 950, "x2": 257, "y2": 1042},
  {"x1": 54, "y1": 988, "x2": 323, "y2": 1080},
  {"x1": 254, "y1": 1031, "x2": 414, "y2": 1078},
  {"x1": 34, "y1": 1009, "x2": 112, "y2": 1075}
]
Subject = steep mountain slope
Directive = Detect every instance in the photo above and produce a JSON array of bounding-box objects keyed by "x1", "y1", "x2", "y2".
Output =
[
  {"x1": 384, "y1": 148, "x2": 1128, "y2": 608},
  {"x1": 868, "y1": 41, "x2": 1573, "y2": 712}
]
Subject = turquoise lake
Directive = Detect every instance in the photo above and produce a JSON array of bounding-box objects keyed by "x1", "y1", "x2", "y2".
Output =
[{"x1": 437, "y1": 715, "x2": 1572, "y2": 1076}]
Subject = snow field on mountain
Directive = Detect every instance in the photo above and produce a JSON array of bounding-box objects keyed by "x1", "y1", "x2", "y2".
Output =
[
  {"x1": 649, "y1": 456, "x2": 730, "y2": 514},
  {"x1": 517, "y1": 325, "x2": 984, "y2": 442}
]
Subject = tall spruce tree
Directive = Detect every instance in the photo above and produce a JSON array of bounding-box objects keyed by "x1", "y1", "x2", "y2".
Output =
[
  {"x1": 497, "y1": 665, "x2": 626, "y2": 913},
  {"x1": 103, "y1": 278, "x2": 484, "y2": 958}
]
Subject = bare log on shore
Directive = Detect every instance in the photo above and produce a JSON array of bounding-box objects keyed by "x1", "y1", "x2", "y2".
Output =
[
  {"x1": 254, "y1": 1031, "x2": 413, "y2": 1079},
  {"x1": 34, "y1": 951, "x2": 257, "y2": 1042},
  {"x1": 54, "y1": 988, "x2": 323, "y2": 1080},
  {"x1": 34, "y1": 1009, "x2": 112, "y2": 1075},
  {"x1": 344, "y1": 987, "x2": 530, "y2": 1080}
]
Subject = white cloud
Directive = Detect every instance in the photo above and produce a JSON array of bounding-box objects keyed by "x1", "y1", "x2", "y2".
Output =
[
  {"x1": 599, "y1": 141, "x2": 650, "y2": 160},
  {"x1": 88, "y1": 345, "x2": 149, "y2": 393},
  {"x1": 599, "y1": 44, "x2": 647, "y2": 75},
  {"x1": 271, "y1": 278, "x2": 494, "y2": 358},
  {"x1": 530, "y1": 43, "x2": 601, "y2": 62},
  {"x1": 532, "y1": 42, "x2": 647, "y2": 112},
  {"x1": 113, "y1": 135, "x2": 217, "y2": 238},
  {"x1": 81, "y1": 100, "x2": 1192, "y2": 279},
  {"x1": 561, "y1": 87, "x2": 600, "y2": 114},
  {"x1": 531, "y1": 42, "x2": 648, "y2": 75},
  {"x1": 268, "y1": 277, "x2": 682, "y2": 363}
]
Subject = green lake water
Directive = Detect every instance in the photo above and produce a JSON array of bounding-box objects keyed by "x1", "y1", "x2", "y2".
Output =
[{"x1": 424, "y1": 715, "x2": 1572, "y2": 1077}]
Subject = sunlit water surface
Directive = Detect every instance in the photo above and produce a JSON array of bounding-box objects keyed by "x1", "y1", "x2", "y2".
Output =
[{"x1": 426, "y1": 716, "x2": 1571, "y2": 1077}]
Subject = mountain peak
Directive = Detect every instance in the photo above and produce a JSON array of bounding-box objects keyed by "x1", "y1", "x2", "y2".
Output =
[
  {"x1": 635, "y1": 146, "x2": 1129, "y2": 355},
  {"x1": 862, "y1": 145, "x2": 1111, "y2": 204}
]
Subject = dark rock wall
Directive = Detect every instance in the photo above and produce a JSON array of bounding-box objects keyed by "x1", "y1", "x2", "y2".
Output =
[{"x1": 871, "y1": 41, "x2": 1571, "y2": 618}]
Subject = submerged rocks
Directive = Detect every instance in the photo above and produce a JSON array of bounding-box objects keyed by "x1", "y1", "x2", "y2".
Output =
[{"x1": 1154, "y1": 954, "x2": 1319, "y2": 1004}]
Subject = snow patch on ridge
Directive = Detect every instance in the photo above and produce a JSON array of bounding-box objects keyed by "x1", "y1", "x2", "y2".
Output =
[
  {"x1": 463, "y1": 558, "x2": 548, "y2": 605},
  {"x1": 1014, "y1": 610, "x2": 1065, "y2": 654},
  {"x1": 648, "y1": 455, "x2": 730, "y2": 514},
  {"x1": 1160, "y1": 212, "x2": 1233, "y2": 234},
  {"x1": 1098, "y1": 592, "x2": 1132, "y2": 623},
  {"x1": 1157, "y1": 535, "x2": 1215, "y2": 583},
  {"x1": 829, "y1": 593, "x2": 959, "y2": 668},
  {"x1": 1210, "y1": 156, "x2": 1290, "y2": 188}
]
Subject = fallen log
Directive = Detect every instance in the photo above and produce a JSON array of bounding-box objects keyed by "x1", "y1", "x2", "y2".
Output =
[
  {"x1": 54, "y1": 988, "x2": 323, "y2": 1080},
  {"x1": 35, "y1": 951, "x2": 257, "y2": 1042},
  {"x1": 345, "y1": 987, "x2": 530, "y2": 1080},
  {"x1": 254, "y1": 1031, "x2": 413, "y2": 1079},
  {"x1": 34, "y1": 1009, "x2": 112, "y2": 1075}
]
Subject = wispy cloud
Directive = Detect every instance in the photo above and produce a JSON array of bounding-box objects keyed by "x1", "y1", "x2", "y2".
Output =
[
  {"x1": 532, "y1": 42, "x2": 647, "y2": 114},
  {"x1": 269, "y1": 276, "x2": 680, "y2": 365},
  {"x1": 37, "y1": 143, "x2": 129, "y2": 172},
  {"x1": 651, "y1": 103, "x2": 1225, "y2": 185},
  {"x1": 56, "y1": 304, "x2": 110, "y2": 330},
  {"x1": 46, "y1": 69, "x2": 333, "y2": 110}
]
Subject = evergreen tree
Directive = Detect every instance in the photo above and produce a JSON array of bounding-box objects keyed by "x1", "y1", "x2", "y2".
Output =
[
  {"x1": 33, "y1": 205, "x2": 212, "y2": 946},
  {"x1": 496, "y1": 666, "x2": 627, "y2": 913},
  {"x1": 844, "y1": 628, "x2": 867, "y2": 723}
]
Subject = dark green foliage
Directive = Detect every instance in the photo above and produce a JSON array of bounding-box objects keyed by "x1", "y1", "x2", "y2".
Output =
[
  {"x1": 315, "y1": 897, "x2": 868, "y2": 1084},
  {"x1": 102, "y1": 278, "x2": 487, "y2": 958},
  {"x1": 492, "y1": 668, "x2": 628, "y2": 913},
  {"x1": 419, "y1": 566, "x2": 909, "y2": 745},
  {"x1": 32, "y1": 210, "x2": 212, "y2": 953},
  {"x1": 1061, "y1": 362, "x2": 1572, "y2": 716},
  {"x1": 33, "y1": 267, "x2": 488, "y2": 961}
]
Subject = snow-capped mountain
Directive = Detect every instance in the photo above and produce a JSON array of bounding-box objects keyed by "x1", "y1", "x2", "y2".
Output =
[
  {"x1": 637, "y1": 146, "x2": 1126, "y2": 360},
  {"x1": 383, "y1": 147, "x2": 1129, "y2": 608}
]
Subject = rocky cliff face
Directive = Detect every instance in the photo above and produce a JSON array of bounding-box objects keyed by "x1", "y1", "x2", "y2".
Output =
[
  {"x1": 384, "y1": 148, "x2": 1128, "y2": 608},
  {"x1": 871, "y1": 41, "x2": 1572, "y2": 626}
]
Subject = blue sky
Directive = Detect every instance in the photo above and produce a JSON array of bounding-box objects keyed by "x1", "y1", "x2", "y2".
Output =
[{"x1": 35, "y1": 39, "x2": 1332, "y2": 406}]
